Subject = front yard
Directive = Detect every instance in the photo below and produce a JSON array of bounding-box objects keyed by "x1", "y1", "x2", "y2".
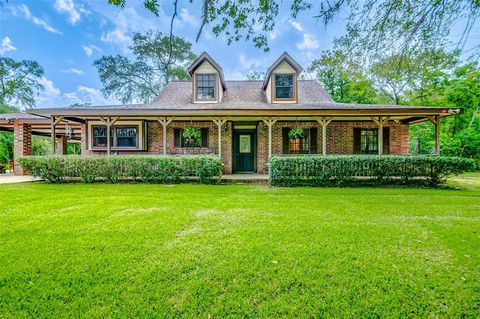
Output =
[{"x1": 1, "y1": 181, "x2": 479, "y2": 317}]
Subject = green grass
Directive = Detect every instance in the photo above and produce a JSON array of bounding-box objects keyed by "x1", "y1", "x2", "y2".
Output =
[{"x1": 1, "y1": 182, "x2": 479, "y2": 318}]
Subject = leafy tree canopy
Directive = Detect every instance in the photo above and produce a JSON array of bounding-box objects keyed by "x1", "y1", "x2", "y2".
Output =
[
  {"x1": 107, "y1": 0, "x2": 479, "y2": 56},
  {"x1": 0, "y1": 57, "x2": 44, "y2": 109},
  {"x1": 94, "y1": 30, "x2": 196, "y2": 103}
]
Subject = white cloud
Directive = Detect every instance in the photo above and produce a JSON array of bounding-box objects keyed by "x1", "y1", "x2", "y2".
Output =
[
  {"x1": 54, "y1": 0, "x2": 80, "y2": 24},
  {"x1": 62, "y1": 67, "x2": 84, "y2": 75},
  {"x1": 82, "y1": 44, "x2": 102, "y2": 57},
  {"x1": 0, "y1": 37, "x2": 16, "y2": 54},
  {"x1": 65, "y1": 86, "x2": 115, "y2": 106},
  {"x1": 101, "y1": 28, "x2": 130, "y2": 46},
  {"x1": 239, "y1": 54, "x2": 262, "y2": 70},
  {"x1": 176, "y1": 8, "x2": 200, "y2": 28},
  {"x1": 36, "y1": 77, "x2": 116, "y2": 107},
  {"x1": 290, "y1": 20, "x2": 304, "y2": 32},
  {"x1": 37, "y1": 77, "x2": 62, "y2": 107},
  {"x1": 19, "y1": 4, "x2": 62, "y2": 34},
  {"x1": 96, "y1": 5, "x2": 166, "y2": 52},
  {"x1": 297, "y1": 33, "x2": 319, "y2": 50}
]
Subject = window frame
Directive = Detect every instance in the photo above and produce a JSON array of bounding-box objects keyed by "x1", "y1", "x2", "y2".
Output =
[
  {"x1": 195, "y1": 73, "x2": 217, "y2": 101},
  {"x1": 273, "y1": 73, "x2": 296, "y2": 102},
  {"x1": 90, "y1": 124, "x2": 140, "y2": 150},
  {"x1": 174, "y1": 128, "x2": 209, "y2": 148},
  {"x1": 282, "y1": 127, "x2": 317, "y2": 154},
  {"x1": 114, "y1": 125, "x2": 139, "y2": 149}
]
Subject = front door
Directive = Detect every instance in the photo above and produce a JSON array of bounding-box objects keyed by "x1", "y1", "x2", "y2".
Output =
[{"x1": 233, "y1": 130, "x2": 256, "y2": 173}]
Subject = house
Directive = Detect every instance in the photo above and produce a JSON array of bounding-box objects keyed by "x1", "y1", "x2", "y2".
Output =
[{"x1": 0, "y1": 52, "x2": 461, "y2": 175}]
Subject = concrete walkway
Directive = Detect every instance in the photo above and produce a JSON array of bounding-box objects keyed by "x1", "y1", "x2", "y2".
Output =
[{"x1": 0, "y1": 174, "x2": 42, "y2": 184}]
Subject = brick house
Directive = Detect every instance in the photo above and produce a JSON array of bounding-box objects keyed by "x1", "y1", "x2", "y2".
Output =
[{"x1": 1, "y1": 52, "x2": 461, "y2": 175}]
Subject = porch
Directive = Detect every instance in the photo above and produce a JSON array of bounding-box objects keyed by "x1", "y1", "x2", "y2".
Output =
[{"x1": 1, "y1": 108, "x2": 456, "y2": 175}]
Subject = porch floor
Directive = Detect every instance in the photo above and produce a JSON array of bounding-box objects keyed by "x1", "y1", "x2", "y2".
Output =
[{"x1": 221, "y1": 174, "x2": 269, "y2": 184}]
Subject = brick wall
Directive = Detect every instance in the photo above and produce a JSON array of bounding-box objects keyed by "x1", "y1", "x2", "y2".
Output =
[
  {"x1": 258, "y1": 121, "x2": 410, "y2": 174},
  {"x1": 80, "y1": 119, "x2": 409, "y2": 175},
  {"x1": 82, "y1": 120, "x2": 233, "y2": 174},
  {"x1": 13, "y1": 123, "x2": 32, "y2": 175}
]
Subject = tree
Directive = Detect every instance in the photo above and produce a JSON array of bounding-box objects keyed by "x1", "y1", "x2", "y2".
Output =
[
  {"x1": 107, "y1": 1, "x2": 479, "y2": 55},
  {"x1": 0, "y1": 57, "x2": 44, "y2": 108},
  {"x1": 245, "y1": 71, "x2": 265, "y2": 81},
  {"x1": 307, "y1": 50, "x2": 378, "y2": 104},
  {"x1": 94, "y1": 30, "x2": 196, "y2": 103},
  {"x1": 409, "y1": 61, "x2": 480, "y2": 158}
]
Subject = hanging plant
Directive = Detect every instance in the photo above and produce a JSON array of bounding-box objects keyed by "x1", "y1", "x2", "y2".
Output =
[
  {"x1": 182, "y1": 127, "x2": 201, "y2": 146},
  {"x1": 288, "y1": 128, "x2": 306, "y2": 139}
]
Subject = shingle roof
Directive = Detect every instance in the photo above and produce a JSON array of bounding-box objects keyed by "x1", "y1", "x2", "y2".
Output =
[
  {"x1": 148, "y1": 80, "x2": 334, "y2": 110},
  {"x1": 0, "y1": 113, "x2": 44, "y2": 121}
]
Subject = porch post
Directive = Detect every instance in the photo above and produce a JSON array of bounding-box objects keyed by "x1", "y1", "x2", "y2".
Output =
[
  {"x1": 100, "y1": 116, "x2": 119, "y2": 156},
  {"x1": 262, "y1": 118, "x2": 277, "y2": 159},
  {"x1": 429, "y1": 115, "x2": 440, "y2": 155},
  {"x1": 50, "y1": 116, "x2": 64, "y2": 155},
  {"x1": 51, "y1": 116, "x2": 56, "y2": 155},
  {"x1": 371, "y1": 116, "x2": 390, "y2": 155},
  {"x1": 212, "y1": 118, "x2": 227, "y2": 158},
  {"x1": 158, "y1": 117, "x2": 174, "y2": 155},
  {"x1": 315, "y1": 117, "x2": 333, "y2": 156}
]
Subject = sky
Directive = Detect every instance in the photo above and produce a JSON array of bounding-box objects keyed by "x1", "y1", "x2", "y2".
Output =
[{"x1": 0, "y1": 0, "x2": 477, "y2": 109}]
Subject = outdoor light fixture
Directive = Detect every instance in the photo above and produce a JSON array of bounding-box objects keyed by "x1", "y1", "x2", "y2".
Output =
[{"x1": 448, "y1": 108, "x2": 461, "y2": 114}]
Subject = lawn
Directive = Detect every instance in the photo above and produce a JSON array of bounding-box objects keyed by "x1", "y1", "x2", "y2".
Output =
[{"x1": 0, "y1": 182, "x2": 479, "y2": 318}]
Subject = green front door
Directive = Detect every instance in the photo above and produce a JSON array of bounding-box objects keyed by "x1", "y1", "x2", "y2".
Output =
[{"x1": 233, "y1": 130, "x2": 256, "y2": 172}]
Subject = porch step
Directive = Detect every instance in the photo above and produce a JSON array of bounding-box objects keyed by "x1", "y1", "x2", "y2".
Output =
[{"x1": 221, "y1": 174, "x2": 269, "y2": 185}]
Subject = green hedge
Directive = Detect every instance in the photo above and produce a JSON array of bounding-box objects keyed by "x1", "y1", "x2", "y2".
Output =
[
  {"x1": 269, "y1": 155, "x2": 475, "y2": 187},
  {"x1": 19, "y1": 155, "x2": 222, "y2": 184}
]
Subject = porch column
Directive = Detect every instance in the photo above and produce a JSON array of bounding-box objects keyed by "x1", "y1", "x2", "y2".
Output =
[
  {"x1": 51, "y1": 116, "x2": 64, "y2": 155},
  {"x1": 262, "y1": 118, "x2": 277, "y2": 159},
  {"x1": 158, "y1": 117, "x2": 174, "y2": 155},
  {"x1": 13, "y1": 122, "x2": 32, "y2": 175},
  {"x1": 429, "y1": 115, "x2": 440, "y2": 155},
  {"x1": 315, "y1": 117, "x2": 333, "y2": 155},
  {"x1": 99, "y1": 116, "x2": 119, "y2": 156},
  {"x1": 212, "y1": 118, "x2": 227, "y2": 158},
  {"x1": 56, "y1": 136, "x2": 68, "y2": 155},
  {"x1": 371, "y1": 116, "x2": 391, "y2": 155}
]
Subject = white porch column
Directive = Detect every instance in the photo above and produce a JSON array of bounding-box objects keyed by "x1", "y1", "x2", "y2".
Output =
[
  {"x1": 99, "y1": 116, "x2": 119, "y2": 156},
  {"x1": 315, "y1": 117, "x2": 333, "y2": 156},
  {"x1": 371, "y1": 116, "x2": 390, "y2": 155},
  {"x1": 262, "y1": 118, "x2": 277, "y2": 159},
  {"x1": 50, "y1": 116, "x2": 63, "y2": 155},
  {"x1": 158, "y1": 117, "x2": 174, "y2": 155},
  {"x1": 429, "y1": 115, "x2": 440, "y2": 155},
  {"x1": 212, "y1": 118, "x2": 227, "y2": 158}
]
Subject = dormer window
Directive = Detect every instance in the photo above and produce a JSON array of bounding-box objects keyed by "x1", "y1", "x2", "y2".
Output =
[
  {"x1": 196, "y1": 74, "x2": 216, "y2": 100},
  {"x1": 275, "y1": 74, "x2": 294, "y2": 99}
]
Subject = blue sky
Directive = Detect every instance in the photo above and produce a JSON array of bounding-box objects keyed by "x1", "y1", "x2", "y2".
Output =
[{"x1": 0, "y1": 0, "x2": 477, "y2": 108}]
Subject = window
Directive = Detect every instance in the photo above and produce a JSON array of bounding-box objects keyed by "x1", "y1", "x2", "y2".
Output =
[
  {"x1": 196, "y1": 74, "x2": 216, "y2": 100},
  {"x1": 92, "y1": 126, "x2": 110, "y2": 148},
  {"x1": 354, "y1": 128, "x2": 390, "y2": 154},
  {"x1": 275, "y1": 74, "x2": 294, "y2": 99},
  {"x1": 116, "y1": 126, "x2": 137, "y2": 147},
  {"x1": 174, "y1": 128, "x2": 209, "y2": 147},
  {"x1": 91, "y1": 125, "x2": 138, "y2": 149},
  {"x1": 360, "y1": 129, "x2": 378, "y2": 154},
  {"x1": 282, "y1": 128, "x2": 317, "y2": 154}
]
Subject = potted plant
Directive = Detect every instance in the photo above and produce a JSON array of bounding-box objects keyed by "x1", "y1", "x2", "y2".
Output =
[
  {"x1": 288, "y1": 128, "x2": 306, "y2": 139},
  {"x1": 182, "y1": 127, "x2": 201, "y2": 146}
]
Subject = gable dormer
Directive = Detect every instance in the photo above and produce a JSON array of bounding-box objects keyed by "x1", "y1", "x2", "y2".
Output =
[
  {"x1": 262, "y1": 52, "x2": 303, "y2": 103},
  {"x1": 188, "y1": 52, "x2": 227, "y2": 104}
]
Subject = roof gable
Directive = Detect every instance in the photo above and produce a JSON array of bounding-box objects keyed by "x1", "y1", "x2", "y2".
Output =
[
  {"x1": 188, "y1": 52, "x2": 227, "y2": 91},
  {"x1": 262, "y1": 52, "x2": 303, "y2": 90}
]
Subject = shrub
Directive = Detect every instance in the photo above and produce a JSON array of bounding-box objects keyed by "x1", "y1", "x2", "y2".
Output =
[
  {"x1": 19, "y1": 155, "x2": 222, "y2": 184},
  {"x1": 269, "y1": 155, "x2": 475, "y2": 187}
]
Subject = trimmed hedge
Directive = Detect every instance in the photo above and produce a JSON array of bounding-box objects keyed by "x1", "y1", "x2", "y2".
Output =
[
  {"x1": 19, "y1": 155, "x2": 222, "y2": 184},
  {"x1": 269, "y1": 155, "x2": 475, "y2": 187}
]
